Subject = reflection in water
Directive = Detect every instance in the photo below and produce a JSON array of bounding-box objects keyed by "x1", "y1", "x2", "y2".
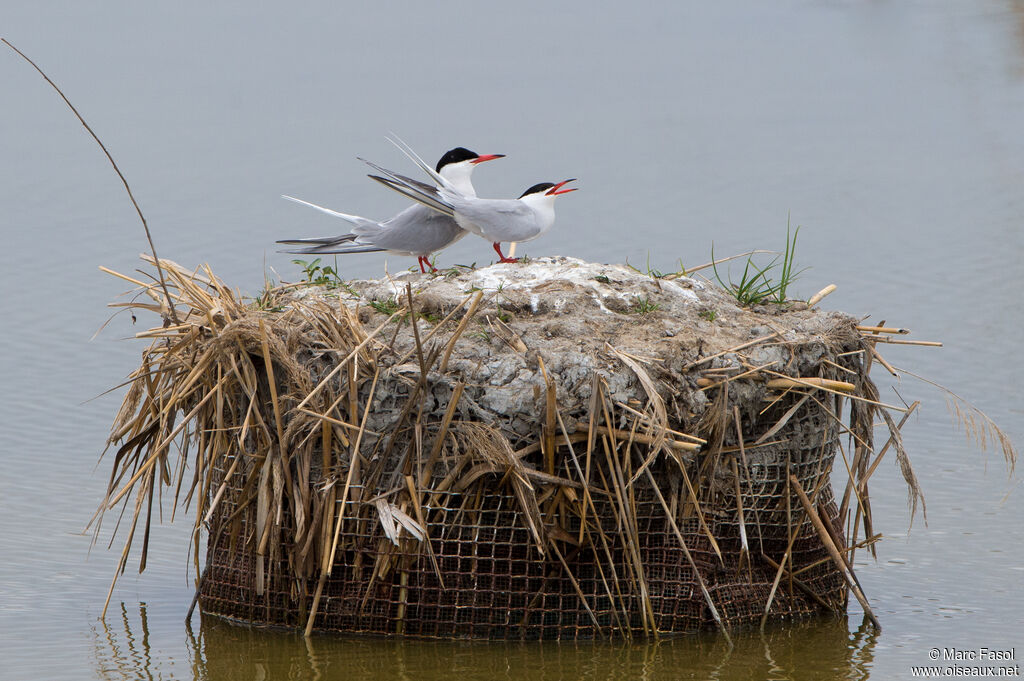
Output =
[
  {"x1": 91, "y1": 603, "x2": 153, "y2": 680},
  {"x1": 92, "y1": 603, "x2": 878, "y2": 680}
]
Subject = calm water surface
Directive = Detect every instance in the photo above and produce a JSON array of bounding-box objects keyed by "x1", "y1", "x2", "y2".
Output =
[{"x1": 1, "y1": 2, "x2": 1022, "y2": 679}]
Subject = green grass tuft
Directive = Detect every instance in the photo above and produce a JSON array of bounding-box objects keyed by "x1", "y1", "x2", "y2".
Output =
[
  {"x1": 369, "y1": 299, "x2": 400, "y2": 316},
  {"x1": 631, "y1": 296, "x2": 661, "y2": 314},
  {"x1": 292, "y1": 258, "x2": 344, "y2": 289},
  {"x1": 699, "y1": 308, "x2": 718, "y2": 322},
  {"x1": 711, "y1": 218, "x2": 807, "y2": 307}
]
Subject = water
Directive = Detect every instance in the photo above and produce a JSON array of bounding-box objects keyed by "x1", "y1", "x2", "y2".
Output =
[{"x1": 1, "y1": 2, "x2": 1021, "y2": 679}]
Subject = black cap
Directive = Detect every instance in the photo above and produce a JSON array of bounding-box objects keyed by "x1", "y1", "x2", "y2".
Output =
[
  {"x1": 519, "y1": 182, "x2": 555, "y2": 198},
  {"x1": 436, "y1": 147, "x2": 480, "y2": 172}
]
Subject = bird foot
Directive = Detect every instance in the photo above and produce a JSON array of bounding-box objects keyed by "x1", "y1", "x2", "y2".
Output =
[{"x1": 492, "y1": 242, "x2": 519, "y2": 264}]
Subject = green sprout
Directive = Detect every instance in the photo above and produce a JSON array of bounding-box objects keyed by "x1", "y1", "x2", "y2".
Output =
[{"x1": 711, "y1": 218, "x2": 806, "y2": 306}]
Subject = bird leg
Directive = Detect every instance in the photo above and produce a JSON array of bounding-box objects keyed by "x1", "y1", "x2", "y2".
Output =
[
  {"x1": 417, "y1": 256, "x2": 437, "y2": 274},
  {"x1": 493, "y1": 242, "x2": 518, "y2": 264}
]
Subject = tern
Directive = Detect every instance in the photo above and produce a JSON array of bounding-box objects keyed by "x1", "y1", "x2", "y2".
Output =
[
  {"x1": 362, "y1": 153, "x2": 577, "y2": 263},
  {"x1": 277, "y1": 146, "x2": 504, "y2": 272}
]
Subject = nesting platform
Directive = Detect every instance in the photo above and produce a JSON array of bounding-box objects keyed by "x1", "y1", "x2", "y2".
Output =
[{"x1": 100, "y1": 256, "x2": 921, "y2": 639}]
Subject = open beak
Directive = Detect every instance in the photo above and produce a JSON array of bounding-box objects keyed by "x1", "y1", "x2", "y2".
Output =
[
  {"x1": 546, "y1": 178, "x2": 578, "y2": 196},
  {"x1": 471, "y1": 154, "x2": 506, "y2": 164}
]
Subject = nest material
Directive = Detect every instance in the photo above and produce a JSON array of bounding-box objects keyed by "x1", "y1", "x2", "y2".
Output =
[{"x1": 96, "y1": 255, "x2": 970, "y2": 639}]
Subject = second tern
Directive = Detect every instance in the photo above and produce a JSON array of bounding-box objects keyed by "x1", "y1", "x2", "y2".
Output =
[{"x1": 277, "y1": 147, "x2": 504, "y2": 272}]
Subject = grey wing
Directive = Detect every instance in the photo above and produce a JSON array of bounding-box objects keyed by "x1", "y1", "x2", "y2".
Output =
[
  {"x1": 360, "y1": 158, "x2": 457, "y2": 217},
  {"x1": 453, "y1": 199, "x2": 540, "y2": 243},
  {"x1": 278, "y1": 242, "x2": 385, "y2": 255},
  {"x1": 368, "y1": 204, "x2": 467, "y2": 255},
  {"x1": 277, "y1": 234, "x2": 359, "y2": 246}
]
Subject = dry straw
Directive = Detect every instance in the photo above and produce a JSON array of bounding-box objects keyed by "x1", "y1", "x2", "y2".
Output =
[{"x1": 91, "y1": 256, "x2": 1016, "y2": 639}]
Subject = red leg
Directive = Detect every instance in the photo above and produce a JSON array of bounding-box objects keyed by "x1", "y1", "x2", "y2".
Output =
[{"x1": 493, "y1": 242, "x2": 518, "y2": 264}]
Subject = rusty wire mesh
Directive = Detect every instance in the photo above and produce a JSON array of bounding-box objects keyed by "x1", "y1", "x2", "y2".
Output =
[{"x1": 199, "y1": 392, "x2": 848, "y2": 639}]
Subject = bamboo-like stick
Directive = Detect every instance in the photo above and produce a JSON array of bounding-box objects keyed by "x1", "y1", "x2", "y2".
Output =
[
  {"x1": 420, "y1": 382, "x2": 465, "y2": 486},
  {"x1": 807, "y1": 284, "x2": 837, "y2": 307},
  {"x1": 786, "y1": 458, "x2": 794, "y2": 602},
  {"x1": 766, "y1": 377, "x2": 856, "y2": 392},
  {"x1": 730, "y1": 457, "x2": 749, "y2": 573},
  {"x1": 304, "y1": 573, "x2": 327, "y2": 637},
  {"x1": 404, "y1": 475, "x2": 444, "y2": 587},
  {"x1": 396, "y1": 569, "x2": 409, "y2": 635},
  {"x1": 696, "y1": 362, "x2": 777, "y2": 391},
  {"x1": 99, "y1": 265, "x2": 175, "y2": 302},
  {"x1": 347, "y1": 357, "x2": 359, "y2": 446},
  {"x1": 580, "y1": 374, "x2": 601, "y2": 547},
  {"x1": 682, "y1": 332, "x2": 780, "y2": 371},
  {"x1": 455, "y1": 459, "x2": 586, "y2": 492},
  {"x1": 643, "y1": 466, "x2": 731, "y2": 642},
  {"x1": 789, "y1": 474, "x2": 881, "y2": 631},
  {"x1": 550, "y1": 543, "x2": 604, "y2": 636},
  {"x1": 538, "y1": 356, "x2": 557, "y2": 476},
  {"x1": 732, "y1": 404, "x2": 752, "y2": 483},
  {"x1": 439, "y1": 291, "x2": 483, "y2": 372},
  {"x1": 761, "y1": 555, "x2": 835, "y2": 613},
  {"x1": 133, "y1": 324, "x2": 197, "y2": 338},
  {"x1": 695, "y1": 375, "x2": 857, "y2": 392},
  {"x1": 761, "y1": 464, "x2": 835, "y2": 630},
  {"x1": 512, "y1": 432, "x2": 589, "y2": 459},
  {"x1": 760, "y1": 530, "x2": 804, "y2": 629},
  {"x1": 866, "y1": 344, "x2": 898, "y2": 377},
  {"x1": 822, "y1": 358, "x2": 858, "y2": 376},
  {"x1": 490, "y1": 316, "x2": 528, "y2": 353},
  {"x1": 856, "y1": 325, "x2": 910, "y2": 335},
  {"x1": 675, "y1": 450, "x2": 724, "y2": 563},
  {"x1": 763, "y1": 371, "x2": 907, "y2": 411},
  {"x1": 201, "y1": 455, "x2": 242, "y2": 526},
  {"x1": 327, "y1": 367, "x2": 381, "y2": 572},
  {"x1": 671, "y1": 249, "x2": 775, "y2": 277},
  {"x1": 614, "y1": 401, "x2": 707, "y2": 443},
  {"x1": 296, "y1": 408, "x2": 374, "y2": 436},
  {"x1": 754, "y1": 395, "x2": 810, "y2": 446},
  {"x1": 791, "y1": 534, "x2": 882, "y2": 577},
  {"x1": 259, "y1": 318, "x2": 295, "y2": 501},
  {"x1": 577, "y1": 423, "x2": 700, "y2": 453},
  {"x1": 860, "y1": 335, "x2": 942, "y2": 347}
]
